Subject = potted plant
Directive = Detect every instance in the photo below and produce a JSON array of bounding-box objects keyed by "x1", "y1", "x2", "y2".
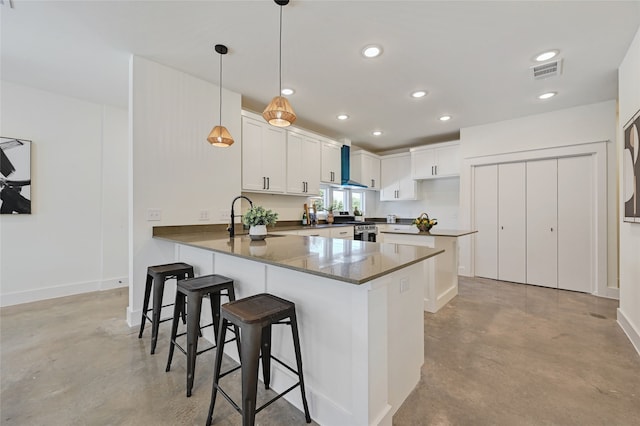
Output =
[
  {"x1": 412, "y1": 212, "x2": 438, "y2": 233},
  {"x1": 242, "y1": 205, "x2": 278, "y2": 240}
]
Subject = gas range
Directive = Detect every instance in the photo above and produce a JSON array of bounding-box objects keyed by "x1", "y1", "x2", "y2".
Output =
[{"x1": 332, "y1": 214, "x2": 378, "y2": 240}]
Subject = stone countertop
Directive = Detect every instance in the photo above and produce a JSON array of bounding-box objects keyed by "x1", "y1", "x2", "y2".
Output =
[
  {"x1": 379, "y1": 227, "x2": 478, "y2": 237},
  {"x1": 154, "y1": 231, "x2": 443, "y2": 285}
]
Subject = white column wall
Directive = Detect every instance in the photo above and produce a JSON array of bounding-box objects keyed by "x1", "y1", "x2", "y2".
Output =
[
  {"x1": 617, "y1": 27, "x2": 640, "y2": 355},
  {"x1": 458, "y1": 101, "x2": 618, "y2": 291},
  {"x1": 0, "y1": 81, "x2": 128, "y2": 306},
  {"x1": 127, "y1": 56, "x2": 242, "y2": 326}
]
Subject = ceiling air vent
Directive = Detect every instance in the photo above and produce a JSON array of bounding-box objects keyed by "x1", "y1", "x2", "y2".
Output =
[{"x1": 531, "y1": 59, "x2": 563, "y2": 80}]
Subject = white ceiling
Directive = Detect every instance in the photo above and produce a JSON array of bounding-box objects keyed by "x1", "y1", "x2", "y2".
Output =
[{"x1": 2, "y1": 1, "x2": 639, "y2": 152}]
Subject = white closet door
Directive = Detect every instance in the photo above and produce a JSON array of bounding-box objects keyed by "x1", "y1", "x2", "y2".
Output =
[
  {"x1": 526, "y1": 159, "x2": 558, "y2": 288},
  {"x1": 474, "y1": 165, "x2": 498, "y2": 279},
  {"x1": 558, "y1": 155, "x2": 593, "y2": 292},
  {"x1": 498, "y1": 162, "x2": 526, "y2": 284}
]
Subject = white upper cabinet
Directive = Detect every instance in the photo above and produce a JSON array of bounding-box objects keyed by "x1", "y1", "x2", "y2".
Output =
[
  {"x1": 410, "y1": 141, "x2": 460, "y2": 179},
  {"x1": 321, "y1": 139, "x2": 342, "y2": 184},
  {"x1": 286, "y1": 131, "x2": 321, "y2": 196},
  {"x1": 242, "y1": 114, "x2": 286, "y2": 193},
  {"x1": 351, "y1": 150, "x2": 381, "y2": 190},
  {"x1": 380, "y1": 153, "x2": 418, "y2": 201}
]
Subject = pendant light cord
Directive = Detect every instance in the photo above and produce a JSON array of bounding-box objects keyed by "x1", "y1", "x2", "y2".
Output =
[
  {"x1": 219, "y1": 51, "x2": 223, "y2": 125},
  {"x1": 278, "y1": 4, "x2": 283, "y2": 95}
]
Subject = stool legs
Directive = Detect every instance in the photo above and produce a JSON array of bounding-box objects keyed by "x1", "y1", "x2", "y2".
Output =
[
  {"x1": 260, "y1": 325, "x2": 272, "y2": 390},
  {"x1": 165, "y1": 292, "x2": 185, "y2": 373},
  {"x1": 240, "y1": 324, "x2": 262, "y2": 426},
  {"x1": 206, "y1": 318, "x2": 229, "y2": 426},
  {"x1": 138, "y1": 274, "x2": 153, "y2": 339},
  {"x1": 290, "y1": 312, "x2": 312, "y2": 423},
  {"x1": 185, "y1": 292, "x2": 204, "y2": 397},
  {"x1": 150, "y1": 273, "x2": 167, "y2": 355}
]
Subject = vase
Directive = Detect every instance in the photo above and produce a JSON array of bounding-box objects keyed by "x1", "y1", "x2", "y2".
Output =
[
  {"x1": 327, "y1": 212, "x2": 334, "y2": 224},
  {"x1": 249, "y1": 225, "x2": 267, "y2": 240}
]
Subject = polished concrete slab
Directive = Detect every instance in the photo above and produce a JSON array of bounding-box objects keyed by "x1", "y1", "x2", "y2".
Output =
[{"x1": 1, "y1": 277, "x2": 639, "y2": 425}]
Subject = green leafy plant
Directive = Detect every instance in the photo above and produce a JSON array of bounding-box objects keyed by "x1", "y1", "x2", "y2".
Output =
[
  {"x1": 242, "y1": 205, "x2": 278, "y2": 227},
  {"x1": 325, "y1": 200, "x2": 343, "y2": 212}
]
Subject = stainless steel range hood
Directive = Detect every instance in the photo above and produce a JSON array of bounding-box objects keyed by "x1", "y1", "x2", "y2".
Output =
[{"x1": 340, "y1": 145, "x2": 368, "y2": 189}]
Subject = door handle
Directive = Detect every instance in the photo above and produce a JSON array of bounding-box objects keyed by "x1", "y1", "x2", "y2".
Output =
[
  {"x1": 432, "y1": 166, "x2": 434, "y2": 175},
  {"x1": 263, "y1": 177, "x2": 266, "y2": 190},
  {"x1": 435, "y1": 165, "x2": 438, "y2": 175},
  {"x1": 267, "y1": 177, "x2": 270, "y2": 189},
  {"x1": 501, "y1": 226, "x2": 504, "y2": 230},
  {"x1": 550, "y1": 227, "x2": 553, "y2": 232}
]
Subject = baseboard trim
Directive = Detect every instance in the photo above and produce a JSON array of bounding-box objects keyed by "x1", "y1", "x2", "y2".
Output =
[
  {"x1": 617, "y1": 308, "x2": 640, "y2": 357},
  {"x1": 0, "y1": 276, "x2": 128, "y2": 308}
]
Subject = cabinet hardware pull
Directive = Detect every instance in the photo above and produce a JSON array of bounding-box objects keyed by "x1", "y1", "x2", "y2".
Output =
[
  {"x1": 501, "y1": 226, "x2": 504, "y2": 230},
  {"x1": 267, "y1": 177, "x2": 270, "y2": 189},
  {"x1": 435, "y1": 165, "x2": 438, "y2": 175},
  {"x1": 550, "y1": 227, "x2": 553, "y2": 232},
  {"x1": 263, "y1": 177, "x2": 266, "y2": 190},
  {"x1": 432, "y1": 166, "x2": 434, "y2": 175}
]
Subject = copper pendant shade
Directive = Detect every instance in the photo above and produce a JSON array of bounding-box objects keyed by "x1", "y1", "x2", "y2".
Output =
[
  {"x1": 207, "y1": 44, "x2": 234, "y2": 147},
  {"x1": 263, "y1": 0, "x2": 296, "y2": 127}
]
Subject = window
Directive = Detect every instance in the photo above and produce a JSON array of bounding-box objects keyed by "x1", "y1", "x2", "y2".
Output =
[{"x1": 319, "y1": 185, "x2": 366, "y2": 215}]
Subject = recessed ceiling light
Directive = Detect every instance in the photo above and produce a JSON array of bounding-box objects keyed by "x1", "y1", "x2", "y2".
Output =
[
  {"x1": 372, "y1": 130, "x2": 383, "y2": 136},
  {"x1": 535, "y1": 50, "x2": 559, "y2": 62},
  {"x1": 538, "y1": 92, "x2": 557, "y2": 100},
  {"x1": 281, "y1": 88, "x2": 295, "y2": 96},
  {"x1": 337, "y1": 114, "x2": 349, "y2": 120},
  {"x1": 362, "y1": 45, "x2": 383, "y2": 58},
  {"x1": 411, "y1": 90, "x2": 427, "y2": 98},
  {"x1": 439, "y1": 115, "x2": 451, "y2": 121}
]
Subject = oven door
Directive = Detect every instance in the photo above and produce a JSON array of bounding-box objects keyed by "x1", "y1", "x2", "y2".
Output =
[{"x1": 354, "y1": 230, "x2": 377, "y2": 242}]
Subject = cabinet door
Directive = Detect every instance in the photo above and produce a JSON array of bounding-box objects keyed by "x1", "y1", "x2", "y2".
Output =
[
  {"x1": 301, "y1": 138, "x2": 321, "y2": 195},
  {"x1": 261, "y1": 126, "x2": 286, "y2": 193},
  {"x1": 366, "y1": 154, "x2": 381, "y2": 190},
  {"x1": 396, "y1": 154, "x2": 417, "y2": 200},
  {"x1": 321, "y1": 141, "x2": 341, "y2": 183},
  {"x1": 434, "y1": 144, "x2": 460, "y2": 176},
  {"x1": 286, "y1": 132, "x2": 305, "y2": 194},
  {"x1": 380, "y1": 156, "x2": 399, "y2": 201},
  {"x1": 242, "y1": 118, "x2": 265, "y2": 191},
  {"x1": 526, "y1": 159, "x2": 558, "y2": 288},
  {"x1": 330, "y1": 227, "x2": 352, "y2": 239},
  {"x1": 558, "y1": 155, "x2": 592, "y2": 292},
  {"x1": 498, "y1": 162, "x2": 526, "y2": 284},
  {"x1": 474, "y1": 165, "x2": 498, "y2": 279},
  {"x1": 411, "y1": 148, "x2": 436, "y2": 179}
]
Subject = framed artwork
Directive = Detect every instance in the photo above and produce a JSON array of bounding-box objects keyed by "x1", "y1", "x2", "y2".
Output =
[
  {"x1": 0, "y1": 137, "x2": 31, "y2": 214},
  {"x1": 623, "y1": 109, "x2": 640, "y2": 223}
]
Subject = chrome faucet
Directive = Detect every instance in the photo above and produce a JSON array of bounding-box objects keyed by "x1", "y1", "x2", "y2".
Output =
[{"x1": 228, "y1": 195, "x2": 253, "y2": 238}]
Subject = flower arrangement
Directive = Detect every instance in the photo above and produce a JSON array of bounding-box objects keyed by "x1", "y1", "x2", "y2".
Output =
[
  {"x1": 412, "y1": 212, "x2": 437, "y2": 232},
  {"x1": 242, "y1": 205, "x2": 278, "y2": 227}
]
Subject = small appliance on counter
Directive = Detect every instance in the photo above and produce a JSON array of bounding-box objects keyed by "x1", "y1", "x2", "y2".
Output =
[{"x1": 386, "y1": 214, "x2": 397, "y2": 223}]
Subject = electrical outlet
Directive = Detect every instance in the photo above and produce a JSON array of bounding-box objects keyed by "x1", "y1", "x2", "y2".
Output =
[
  {"x1": 199, "y1": 209, "x2": 210, "y2": 221},
  {"x1": 218, "y1": 209, "x2": 229, "y2": 222},
  {"x1": 400, "y1": 278, "x2": 410, "y2": 293},
  {"x1": 147, "y1": 208, "x2": 162, "y2": 221}
]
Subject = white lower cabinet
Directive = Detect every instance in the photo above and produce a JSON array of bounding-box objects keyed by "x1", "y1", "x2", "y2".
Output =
[
  {"x1": 473, "y1": 155, "x2": 594, "y2": 292},
  {"x1": 330, "y1": 227, "x2": 352, "y2": 239}
]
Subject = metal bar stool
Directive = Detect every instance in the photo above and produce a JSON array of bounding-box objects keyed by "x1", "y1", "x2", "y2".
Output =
[
  {"x1": 138, "y1": 262, "x2": 194, "y2": 354},
  {"x1": 206, "y1": 293, "x2": 312, "y2": 426},
  {"x1": 165, "y1": 274, "x2": 240, "y2": 397}
]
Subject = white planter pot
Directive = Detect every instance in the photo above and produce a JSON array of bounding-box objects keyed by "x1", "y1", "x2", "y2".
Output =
[{"x1": 249, "y1": 225, "x2": 267, "y2": 241}]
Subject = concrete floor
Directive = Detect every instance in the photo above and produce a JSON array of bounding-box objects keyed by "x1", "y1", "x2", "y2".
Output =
[{"x1": 1, "y1": 277, "x2": 639, "y2": 425}]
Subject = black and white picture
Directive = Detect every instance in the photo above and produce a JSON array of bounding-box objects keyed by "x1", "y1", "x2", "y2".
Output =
[
  {"x1": 623, "y1": 109, "x2": 640, "y2": 223},
  {"x1": 0, "y1": 137, "x2": 32, "y2": 214}
]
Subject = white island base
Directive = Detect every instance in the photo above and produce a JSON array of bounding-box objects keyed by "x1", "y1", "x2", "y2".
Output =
[
  {"x1": 381, "y1": 230, "x2": 475, "y2": 313},
  {"x1": 174, "y1": 242, "x2": 432, "y2": 426}
]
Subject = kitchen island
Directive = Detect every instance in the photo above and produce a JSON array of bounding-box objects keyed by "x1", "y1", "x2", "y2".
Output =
[
  {"x1": 154, "y1": 228, "x2": 443, "y2": 426},
  {"x1": 379, "y1": 227, "x2": 477, "y2": 313}
]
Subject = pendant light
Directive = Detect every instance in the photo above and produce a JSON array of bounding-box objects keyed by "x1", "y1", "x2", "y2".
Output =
[
  {"x1": 262, "y1": 0, "x2": 296, "y2": 127},
  {"x1": 207, "y1": 44, "x2": 234, "y2": 147}
]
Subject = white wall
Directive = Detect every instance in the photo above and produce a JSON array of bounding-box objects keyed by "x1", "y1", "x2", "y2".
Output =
[
  {"x1": 374, "y1": 178, "x2": 460, "y2": 228},
  {"x1": 617, "y1": 27, "x2": 640, "y2": 355},
  {"x1": 0, "y1": 81, "x2": 128, "y2": 306},
  {"x1": 458, "y1": 101, "x2": 618, "y2": 289},
  {"x1": 127, "y1": 56, "x2": 242, "y2": 326}
]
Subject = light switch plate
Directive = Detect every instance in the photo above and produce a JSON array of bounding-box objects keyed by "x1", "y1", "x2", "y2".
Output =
[
  {"x1": 400, "y1": 278, "x2": 410, "y2": 293},
  {"x1": 147, "y1": 208, "x2": 162, "y2": 221},
  {"x1": 199, "y1": 209, "x2": 210, "y2": 221}
]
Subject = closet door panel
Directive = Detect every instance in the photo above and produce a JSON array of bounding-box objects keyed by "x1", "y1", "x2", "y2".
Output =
[
  {"x1": 474, "y1": 165, "x2": 498, "y2": 279},
  {"x1": 498, "y1": 162, "x2": 526, "y2": 284},
  {"x1": 558, "y1": 155, "x2": 592, "y2": 292},
  {"x1": 526, "y1": 159, "x2": 558, "y2": 288}
]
